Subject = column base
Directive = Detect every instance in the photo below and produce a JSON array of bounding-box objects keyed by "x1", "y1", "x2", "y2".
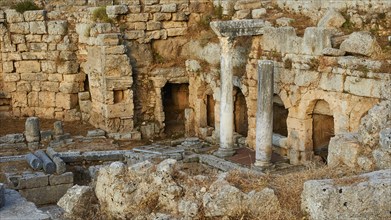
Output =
[
  {"x1": 213, "y1": 148, "x2": 236, "y2": 158},
  {"x1": 254, "y1": 160, "x2": 272, "y2": 168}
]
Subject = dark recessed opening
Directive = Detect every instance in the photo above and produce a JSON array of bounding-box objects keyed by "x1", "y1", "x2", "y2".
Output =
[{"x1": 234, "y1": 88, "x2": 248, "y2": 137}]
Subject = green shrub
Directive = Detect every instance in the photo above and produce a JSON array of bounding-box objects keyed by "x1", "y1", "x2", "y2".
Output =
[
  {"x1": 92, "y1": 7, "x2": 113, "y2": 23},
  {"x1": 12, "y1": 0, "x2": 40, "y2": 13}
]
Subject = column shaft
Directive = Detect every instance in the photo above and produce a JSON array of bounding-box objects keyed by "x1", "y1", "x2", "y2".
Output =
[
  {"x1": 254, "y1": 60, "x2": 274, "y2": 167},
  {"x1": 215, "y1": 37, "x2": 235, "y2": 157}
]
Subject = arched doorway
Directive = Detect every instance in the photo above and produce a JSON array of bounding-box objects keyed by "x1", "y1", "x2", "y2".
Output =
[
  {"x1": 234, "y1": 88, "x2": 248, "y2": 137},
  {"x1": 206, "y1": 94, "x2": 215, "y2": 127},
  {"x1": 312, "y1": 100, "x2": 334, "y2": 162},
  {"x1": 162, "y1": 83, "x2": 189, "y2": 137},
  {"x1": 273, "y1": 95, "x2": 288, "y2": 136}
]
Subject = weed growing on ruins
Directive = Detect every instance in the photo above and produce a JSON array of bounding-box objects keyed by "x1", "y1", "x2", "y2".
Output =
[
  {"x1": 284, "y1": 58, "x2": 293, "y2": 70},
  {"x1": 92, "y1": 7, "x2": 113, "y2": 23},
  {"x1": 213, "y1": 1, "x2": 223, "y2": 20},
  {"x1": 152, "y1": 51, "x2": 165, "y2": 64},
  {"x1": 226, "y1": 163, "x2": 365, "y2": 219},
  {"x1": 11, "y1": 0, "x2": 40, "y2": 13},
  {"x1": 356, "y1": 64, "x2": 370, "y2": 75},
  {"x1": 308, "y1": 58, "x2": 319, "y2": 71}
]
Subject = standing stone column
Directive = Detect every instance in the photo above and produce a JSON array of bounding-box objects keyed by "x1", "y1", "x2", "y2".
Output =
[
  {"x1": 254, "y1": 60, "x2": 274, "y2": 167},
  {"x1": 214, "y1": 37, "x2": 236, "y2": 158},
  {"x1": 25, "y1": 117, "x2": 41, "y2": 150}
]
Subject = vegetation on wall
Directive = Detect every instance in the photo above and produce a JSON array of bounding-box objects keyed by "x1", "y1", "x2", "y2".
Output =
[
  {"x1": 11, "y1": 0, "x2": 41, "y2": 13},
  {"x1": 92, "y1": 7, "x2": 113, "y2": 23}
]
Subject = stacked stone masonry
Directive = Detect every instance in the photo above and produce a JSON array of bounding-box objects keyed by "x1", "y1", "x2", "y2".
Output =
[{"x1": 0, "y1": 0, "x2": 390, "y2": 165}]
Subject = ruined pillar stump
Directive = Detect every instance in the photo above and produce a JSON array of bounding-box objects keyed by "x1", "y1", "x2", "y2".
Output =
[
  {"x1": 254, "y1": 60, "x2": 274, "y2": 167},
  {"x1": 25, "y1": 117, "x2": 41, "y2": 143}
]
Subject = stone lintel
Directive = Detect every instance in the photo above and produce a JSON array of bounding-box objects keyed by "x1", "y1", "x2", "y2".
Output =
[{"x1": 210, "y1": 19, "x2": 267, "y2": 38}]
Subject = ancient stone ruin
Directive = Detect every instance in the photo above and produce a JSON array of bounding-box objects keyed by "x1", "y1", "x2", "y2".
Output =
[{"x1": 0, "y1": 0, "x2": 390, "y2": 219}]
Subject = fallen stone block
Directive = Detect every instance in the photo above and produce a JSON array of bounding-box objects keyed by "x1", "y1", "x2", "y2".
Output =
[
  {"x1": 82, "y1": 150, "x2": 126, "y2": 161},
  {"x1": 87, "y1": 129, "x2": 106, "y2": 137},
  {"x1": 0, "y1": 142, "x2": 27, "y2": 150},
  {"x1": 340, "y1": 31, "x2": 381, "y2": 57},
  {"x1": 317, "y1": 8, "x2": 346, "y2": 28},
  {"x1": 40, "y1": 130, "x2": 53, "y2": 142},
  {"x1": 57, "y1": 185, "x2": 98, "y2": 218},
  {"x1": 19, "y1": 183, "x2": 73, "y2": 205},
  {"x1": 0, "y1": 189, "x2": 50, "y2": 220},
  {"x1": 0, "y1": 133, "x2": 25, "y2": 144},
  {"x1": 301, "y1": 169, "x2": 391, "y2": 220},
  {"x1": 49, "y1": 172, "x2": 73, "y2": 185}
]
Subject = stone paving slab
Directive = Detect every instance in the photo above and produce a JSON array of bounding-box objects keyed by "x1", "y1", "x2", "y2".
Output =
[{"x1": 0, "y1": 189, "x2": 50, "y2": 220}]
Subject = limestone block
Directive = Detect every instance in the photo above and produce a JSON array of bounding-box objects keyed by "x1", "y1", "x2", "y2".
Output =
[
  {"x1": 317, "y1": 9, "x2": 346, "y2": 28},
  {"x1": 48, "y1": 74, "x2": 63, "y2": 82},
  {"x1": 147, "y1": 21, "x2": 162, "y2": 30},
  {"x1": 379, "y1": 128, "x2": 391, "y2": 150},
  {"x1": 145, "y1": 0, "x2": 159, "y2": 5},
  {"x1": 14, "y1": 172, "x2": 49, "y2": 189},
  {"x1": 261, "y1": 27, "x2": 297, "y2": 54},
  {"x1": 79, "y1": 100, "x2": 92, "y2": 112},
  {"x1": 3, "y1": 73, "x2": 20, "y2": 82},
  {"x1": 161, "y1": 3, "x2": 177, "y2": 13},
  {"x1": 38, "y1": 91, "x2": 56, "y2": 107},
  {"x1": 344, "y1": 76, "x2": 381, "y2": 98},
  {"x1": 57, "y1": 185, "x2": 97, "y2": 218},
  {"x1": 29, "y1": 21, "x2": 46, "y2": 34},
  {"x1": 251, "y1": 8, "x2": 266, "y2": 19},
  {"x1": 153, "y1": 13, "x2": 172, "y2": 21},
  {"x1": 301, "y1": 170, "x2": 391, "y2": 220},
  {"x1": 16, "y1": 81, "x2": 32, "y2": 92},
  {"x1": 172, "y1": 12, "x2": 187, "y2": 21},
  {"x1": 49, "y1": 172, "x2": 73, "y2": 185},
  {"x1": 276, "y1": 17, "x2": 294, "y2": 27},
  {"x1": 5, "y1": 10, "x2": 24, "y2": 23},
  {"x1": 23, "y1": 10, "x2": 46, "y2": 21},
  {"x1": 167, "y1": 27, "x2": 187, "y2": 36},
  {"x1": 41, "y1": 61, "x2": 57, "y2": 73},
  {"x1": 0, "y1": 134, "x2": 25, "y2": 144},
  {"x1": 144, "y1": 5, "x2": 161, "y2": 13},
  {"x1": 294, "y1": 70, "x2": 319, "y2": 87},
  {"x1": 59, "y1": 82, "x2": 80, "y2": 94},
  {"x1": 302, "y1": 27, "x2": 334, "y2": 56},
  {"x1": 12, "y1": 92, "x2": 28, "y2": 107},
  {"x1": 35, "y1": 107, "x2": 55, "y2": 118},
  {"x1": 2, "y1": 61, "x2": 15, "y2": 73},
  {"x1": 63, "y1": 74, "x2": 85, "y2": 83},
  {"x1": 9, "y1": 22, "x2": 30, "y2": 34},
  {"x1": 56, "y1": 93, "x2": 78, "y2": 109},
  {"x1": 322, "y1": 47, "x2": 345, "y2": 56},
  {"x1": 78, "y1": 92, "x2": 91, "y2": 100},
  {"x1": 25, "y1": 34, "x2": 42, "y2": 42},
  {"x1": 373, "y1": 149, "x2": 391, "y2": 169},
  {"x1": 19, "y1": 183, "x2": 73, "y2": 205},
  {"x1": 103, "y1": 45, "x2": 126, "y2": 54},
  {"x1": 127, "y1": 13, "x2": 149, "y2": 22},
  {"x1": 41, "y1": 82, "x2": 59, "y2": 92},
  {"x1": 106, "y1": 5, "x2": 129, "y2": 18},
  {"x1": 105, "y1": 103, "x2": 133, "y2": 118},
  {"x1": 95, "y1": 33, "x2": 120, "y2": 46},
  {"x1": 128, "y1": 5, "x2": 142, "y2": 13},
  {"x1": 319, "y1": 73, "x2": 344, "y2": 92},
  {"x1": 106, "y1": 78, "x2": 133, "y2": 90},
  {"x1": 29, "y1": 42, "x2": 47, "y2": 51},
  {"x1": 15, "y1": 61, "x2": 40, "y2": 73},
  {"x1": 27, "y1": 92, "x2": 39, "y2": 107},
  {"x1": 234, "y1": 0, "x2": 262, "y2": 10},
  {"x1": 48, "y1": 20, "x2": 68, "y2": 35},
  {"x1": 233, "y1": 9, "x2": 251, "y2": 20},
  {"x1": 328, "y1": 133, "x2": 361, "y2": 168},
  {"x1": 11, "y1": 34, "x2": 25, "y2": 44},
  {"x1": 57, "y1": 61, "x2": 79, "y2": 74},
  {"x1": 340, "y1": 32, "x2": 381, "y2": 57}
]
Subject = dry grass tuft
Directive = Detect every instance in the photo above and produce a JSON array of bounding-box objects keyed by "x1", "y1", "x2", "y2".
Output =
[{"x1": 226, "y1": 163, "x2": 364, "y2": 219}]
